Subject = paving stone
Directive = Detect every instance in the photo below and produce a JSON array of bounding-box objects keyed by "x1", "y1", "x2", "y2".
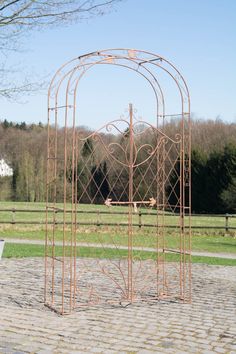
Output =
[
  {"x1": 214, "y1": 348, "x2": 228, "y2": 354},
  {"x1": 0, "y1": 259, "x2": 236, "y2": 354}
]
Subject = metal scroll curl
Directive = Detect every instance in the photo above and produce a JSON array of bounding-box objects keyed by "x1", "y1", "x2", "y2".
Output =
[{"x1": 80, "y1": 118, "x2": 182, "y2": 168}]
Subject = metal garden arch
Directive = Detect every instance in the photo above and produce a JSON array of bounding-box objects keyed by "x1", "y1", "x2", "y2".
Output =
[{"x1": 45, "y1": 49, "x2": 191, "y2": 314}]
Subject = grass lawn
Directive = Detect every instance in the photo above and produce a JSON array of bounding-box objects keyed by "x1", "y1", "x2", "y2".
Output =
[
  {"x1": 1, "y1": 225, "x2": 236, "y2": 254},
  {"x1": 0, "y1": 201, "x2": 236, "y2": 264},
  {"x1": 2, "y1": 243, "x2": 236, "y2": 266}
]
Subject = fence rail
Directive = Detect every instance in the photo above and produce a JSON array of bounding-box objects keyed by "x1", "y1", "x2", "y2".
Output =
[{"x1": 0, "y1": 208, "x2": 235, "y2": 233}]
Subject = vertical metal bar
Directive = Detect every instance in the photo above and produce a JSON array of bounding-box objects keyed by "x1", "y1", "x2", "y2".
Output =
[
  {"x1": 162, "y1": 139, "x2": 166, "y2": 296},
  {"x1": 128, "y1": 103, "x2": 134, "y2": 302},
  {"x1": 187, "y1": 111, "x2": 192, "y2": 303},
  {"x1": 179, "y1": 138, "x2": 184, "y2": 300},
  {"x1": 156, "y1": 123, "x2": 163, "y2": 298},
  {"x1": 51, "y1": 104, "x2": 58, "y2": 307},
  {"x1": 181, "y1": 109, "x2": 186, "y2": 301},
  {"x1": 156, "y1": 132, "x2": 160, "y2": 298},
  {"x1": 73, "y1": 130, "x2": 78, "y2": 308},
  {"x1": 62, "y1": 105, "x2": 68, "y2": 315},
  {"x1": 45, "y1": 103, "x2": 58, "y2": 309},
  {"x1": 44, "y1": 109, "x2": 50, "y2": 306},
  {"x1": 70, "y1": 103, "x2": 76, "y2": 312}
]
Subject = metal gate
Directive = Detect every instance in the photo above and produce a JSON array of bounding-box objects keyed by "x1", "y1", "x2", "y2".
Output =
[{"x1": 45, "y1": 49, "x2": 191, "y2": 314}]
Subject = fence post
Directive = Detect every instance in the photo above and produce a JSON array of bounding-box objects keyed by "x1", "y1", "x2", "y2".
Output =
[
  {"x1": 96, "y1": 210, "x2": 100, "y2": 227},
  {"x1": 12, "y1": 208, "x2": 16, "y2": 224},
  {"x1": 225, "y1": 213, "x2": 229, "y2": 233},
  {"x1": 139, "y1": 210, "x2": 142, "y2": 229},
  {"x1": 55, "y1": 210, "x2": 58, "y2": 225}
]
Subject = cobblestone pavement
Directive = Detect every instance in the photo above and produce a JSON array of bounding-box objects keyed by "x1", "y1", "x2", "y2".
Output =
[{"x1": 0, "y1": 258, "x2": 236, "y2": 354}]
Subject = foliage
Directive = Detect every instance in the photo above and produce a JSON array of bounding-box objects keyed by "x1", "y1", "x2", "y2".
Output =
[
  {"x1": 0, "y1": 176, "x2": 12, "y2": 200},
  {"x1": 221, "y1": 178, "x2": 236, "y2": 212},
  {"x1": 90, "y1": 162, "x2": 110, "y2": 203},
  {"x1": 1, "y1": 119, "x2": 236, "y2": 213},
  {"x1": 203, "y1": 143, "x2": 236, "y2": 213},
  {"x1": 169, "y1": 143, "x2": 236, "y2": 213},
  {"x1": 0, "y1": 120, "x2": 47, "y2": 201},
  {"x1": 191, "y1": 149, "x2": 207, "y2": 212}
]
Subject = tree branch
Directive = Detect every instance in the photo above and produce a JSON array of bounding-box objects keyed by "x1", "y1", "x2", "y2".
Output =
[
  {"x1": 0, "y1": 0, "x2": 120, "y2": 26},
  {"x1": 0, "y1": 0, "x2": 122, "y2": 98},
  {"x1": 0, "y1": 0, "x2": 21, "y2": 13}
]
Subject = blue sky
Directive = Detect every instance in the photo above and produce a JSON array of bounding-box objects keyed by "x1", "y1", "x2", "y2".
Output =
[{"x1": 1, "y1": 0, "x2": 236, "y2": 128}]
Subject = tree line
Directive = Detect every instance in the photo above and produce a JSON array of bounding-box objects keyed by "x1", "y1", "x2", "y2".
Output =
[
  {"x1": 0, "y1": 118, "x2": 236, "y2": 213},
  {"x1": 0, "y1": 121, "x2": 47, "y2": 202},
  {"x1": 169, "y1": 143, "x2": 236, "y2": 214},
  {"x1": 191, "y1": 144, "x2": 236, "y2": 213}
]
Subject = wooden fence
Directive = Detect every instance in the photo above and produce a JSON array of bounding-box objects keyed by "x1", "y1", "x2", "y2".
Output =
[{"x1": 0, "y1": 208, "x2": 235, "y2": 233}]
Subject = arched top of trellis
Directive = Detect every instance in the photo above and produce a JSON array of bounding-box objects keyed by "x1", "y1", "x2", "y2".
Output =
[{"x1": 48, "y1": 48, "x2": 190, "y2": 128}]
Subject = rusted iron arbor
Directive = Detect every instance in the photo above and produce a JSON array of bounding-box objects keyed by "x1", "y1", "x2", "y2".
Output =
[{"x1": 45, "y1": 49, "x2": 191, "y2": 314}]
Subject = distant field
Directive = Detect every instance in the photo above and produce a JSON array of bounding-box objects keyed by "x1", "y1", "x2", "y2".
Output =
[{"x1": 0, "y1": 201, "x2": 236, "y2": 257}]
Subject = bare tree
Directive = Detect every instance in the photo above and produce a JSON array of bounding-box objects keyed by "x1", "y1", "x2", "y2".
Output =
[{"x1": 0, "y1": 0, "x2": 121, "y2": 98}]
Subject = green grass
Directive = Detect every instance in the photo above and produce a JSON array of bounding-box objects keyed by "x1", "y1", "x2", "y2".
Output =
[
  {"x1": 0, "y1": 201, "x2": 236, "y2": 257},
  {"x1": 1, "y1": 225, "x2": 236, "y2": 254},
  {"x1": 3, "y1": 243, "x2": 236, "y2": 266}
]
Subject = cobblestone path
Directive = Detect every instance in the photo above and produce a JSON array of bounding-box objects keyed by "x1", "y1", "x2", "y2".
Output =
[{"x1": 0, "y1": 258, "x2": 236, "y2": 354}]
